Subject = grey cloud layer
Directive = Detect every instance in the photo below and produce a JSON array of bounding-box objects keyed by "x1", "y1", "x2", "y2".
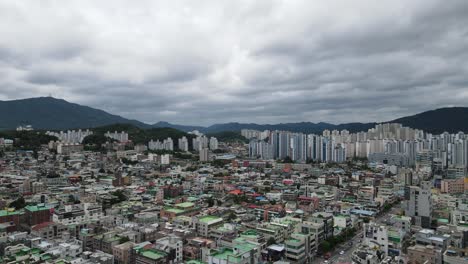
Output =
[{"x1": 0, "y1": 0, "x2": 467, "y2": 125}]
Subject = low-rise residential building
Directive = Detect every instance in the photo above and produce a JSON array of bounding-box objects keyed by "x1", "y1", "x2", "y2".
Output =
[
  {"x1": 194, "y1": 215, "x2": 224, "y2": 237},
  {"x1": 407, "y1": 244, "x2": 442, "y2": 264}
]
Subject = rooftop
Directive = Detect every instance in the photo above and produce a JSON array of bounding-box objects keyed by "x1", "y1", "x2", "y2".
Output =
[
  {"x1": 165, "y1": 208, "x2": 185, "y2": 214},
  {"x1": 175, "y1": 202, "x2": 195, "y2": 208},
  {"x1": 0, "y1": 209, "x2": 21, "y2": 217},
  {"x1": 210, "y1": 248, "x2": 241, "y2": 263},
  {"x1": 241, "y1": 229, "x2": 259, "y2": 238},
  {"x1": 199, "y1": 215, "x2": 223, "y2": 224},
  {"x1": 25, "y1": 204, "x2": 52, "y2": 212},
  {"x1": 186, "y1": 260, "x2": 207, "y2": 264},
  {"x1": 140, "y1": 249, "x2": 167, "y2": 260},
  {"x1": 286, "y1": 238, "x2": 302, "y2": 244}
]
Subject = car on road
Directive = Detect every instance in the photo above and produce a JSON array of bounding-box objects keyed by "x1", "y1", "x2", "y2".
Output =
[{"x1": 340, "y1": 251, "x2": 345, "y2": 255}]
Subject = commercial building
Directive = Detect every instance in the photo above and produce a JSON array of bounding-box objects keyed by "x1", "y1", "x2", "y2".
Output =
[{"x1": 404, "y1": 181, "x2": 433, "y2": 228}]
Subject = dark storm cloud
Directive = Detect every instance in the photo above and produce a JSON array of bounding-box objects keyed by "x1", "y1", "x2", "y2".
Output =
[{"x1": 1, "y1": 0, "x2": 468, "y2": 125}]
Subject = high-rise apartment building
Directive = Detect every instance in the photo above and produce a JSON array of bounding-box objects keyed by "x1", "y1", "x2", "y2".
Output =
[
  {"x1": 199, "y1": 148, "x2": 209, "y2": 162},
  {"x1": 178, "y1": 136, "x2": 189, "y2": 151},
  {"x1": 209, "y1": 137, "x2": 219, "y2": 150}
]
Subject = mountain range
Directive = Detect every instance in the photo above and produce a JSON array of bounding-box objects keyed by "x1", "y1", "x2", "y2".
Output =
[
  {"x1": 0, "y1": 97, "x2": 149, "y2": 130},
  {"x1": 1, "y1": 97, "x2": 467, "y2": 134}
]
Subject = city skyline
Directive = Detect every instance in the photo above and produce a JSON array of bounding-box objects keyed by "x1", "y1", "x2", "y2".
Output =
[
  {"x1": 1, "y1": 95, "x2": 468, "y2": 130},
  {"x1": 1, "y1": 1, "x2": 468, "y2": 125}
]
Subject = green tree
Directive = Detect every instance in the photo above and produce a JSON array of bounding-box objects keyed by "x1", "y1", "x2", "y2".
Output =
[
  {"x1": 267, "y1": 237, "x2": 276, "y2": 246},
  {"x1": 319, "y1": 241, "x2": 332, "y2": 253},
  {"x1": 227, "y1": 211, "x2": 237, "y2": 221},
  {"x1": 9, "y1": 196, "x2": 26, "y2": 210},
  {"x1": 121, "y1": 158, "x2": 138, "y2": 165},
  {"x1": 110, "y1": 190, "x2": 127, "y2": 205},
  {"x1": 68, "y1": 195, "x2": 76, "y2": 203},
  {"x1": 119, "y1": 236, "x2": 130, "y2": 244},
  {"x1": 207, "y1": 197, "x2": 215, "y2": 207},
  {"x1": 211, "y1": 159, "x2": 226, "y2": 168},
  {"x1": 383, "y1": 203, "x2": 392, "y2": 212}
]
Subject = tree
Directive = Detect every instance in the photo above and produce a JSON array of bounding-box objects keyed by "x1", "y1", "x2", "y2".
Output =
[
  {"x1": 319, "y1": 241, "x2": 332, "y2": 253},
  {"x1": 119, "y1": 236, "x2": 130, "y2": 244},
  {"x1": 110, "y1": 190, "x2": 127, "y2": 205},
  {"x1": 227, "y1": 211, "x2": 237, "y2": 221},
  {"x1": 383, "y1": 203, "x2": 392, "y2": 212},
  {"x1": 9, "y1": 197, "x2": 26, "y2": 210},
  {"x1": 267, "y1": 237, "x2": 276, "y2": 246},
  {"x1": 121, "y1": 158, "x2": 138, "y2": 165},
  {"x1": 211, "y1": 159, "x2": 226, "y2": 168},
  {"x1": 207, "y1": 197, "x2": 215, "y2": 207},
  {"x1": 68, "y1": 195, "x2": 76, "y2": 203}
]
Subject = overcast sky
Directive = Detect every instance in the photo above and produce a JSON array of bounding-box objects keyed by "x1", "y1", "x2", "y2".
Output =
[{"x1": 1, "y1": 1, "x2": 468, "y2": 126}]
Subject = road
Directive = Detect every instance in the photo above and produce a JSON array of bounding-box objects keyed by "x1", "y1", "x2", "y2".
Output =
[
  {"x1": 311, "y1": 204, "x2": 400, "y2": 264},
  {"x1": 327, "y1": 230, "x2": 362, "y2": 264}
]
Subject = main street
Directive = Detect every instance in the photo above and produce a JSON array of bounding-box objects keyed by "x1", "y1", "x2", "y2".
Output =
[{"x1": 311, "y1": 203, "x2": 401, "y2": 264}]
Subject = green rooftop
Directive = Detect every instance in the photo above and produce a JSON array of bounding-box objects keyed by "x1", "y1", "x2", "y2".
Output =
[
  {"x1": 188, "y1": 196, "x2": 200, "y2": 202},
  {"x1": 175, "y1": 202, "x2": 195, "y2": 208},
  {"x1": 41, "y1": 254, "x2": 52, "y2": 261},
  {"x1": 210, "y1": 248, "x2": 241, "y2": 263},
  {"x1": 25, "y1": 204, "x2": 52, "y2": 212},
  {"x1": 334, "y1": 214, "x2": 348, "y2": 218},
  {"x1": 104, "y1": 236, "x2": 121, "y2": 243},
  {"x1": 165, "y1": 208, "x2": 185, "y2": 214},
  {"x1": 292, "y1": 232, "x2": 307, "y2": 237},
  {"x1": 286, "y1": 238, "x2": 301, "y2": 244},
  {"x1": 199, "y1": 215, "x2": 223, "y2": 224},
  {"x1": 388, "y1": 230, "x2": 401, "y2": 243},
  {"x1": 437, "y1": 218, "x2": 449, "y2": 224},
  {"x1": 186, "y1": 260, "x2": 207, "y2": 264},
  {"x1": 140, "y1": 249, "x2": 167, "y2": 260},
  {"x1": 30, "y1": 248, "x2": 42, "y2": 255},
  {"x1": 241, "y1": 230, "x2": 259, "y2": 238},
  {"x1": 0, "y1": 210, "x2": 21, "y2": 217}
]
